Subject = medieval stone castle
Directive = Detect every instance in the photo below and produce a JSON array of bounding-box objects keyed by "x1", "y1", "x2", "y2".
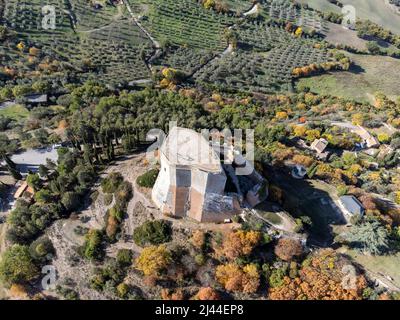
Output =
[{"x1": 151, "y1": 127, "x2": 268, "y2": 223}]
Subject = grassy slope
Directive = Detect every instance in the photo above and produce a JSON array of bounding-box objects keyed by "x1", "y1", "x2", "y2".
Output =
[
  {"x1": 324, "y1": 22, "x2": 367, "y2": 51},
  {"x1": 134, "y1": 0, "x2": 234, "y2": 50},
  {"x1": 297, "y1": 0, "x2": 340, "y2": 13},
  {"x1": 297, "y1": 53, "x2": 400, "y2": 103},
  {"x1": 298, "y1": 0, "x2": 400, "y2": 34},
  {"x1": 225, "y1": 0, "x2": 254, "y2": 12},
  {"x1": 345, "y1": 249, "x2": 400, "y2": 288}
]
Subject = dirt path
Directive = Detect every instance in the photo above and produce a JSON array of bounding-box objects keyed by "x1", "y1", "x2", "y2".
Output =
[
  {"x1": 0, "y1": 223, "x2": 9, "y2": 299},
  {"x1": 0, "y1": 223, "x2": 8, "y2": 255},
  {"x1": 45, "y1": 152, "x2": 241, "y2": 299},
  {"x1": 243, "y1": 4, "x2": 260, "y2": 16},
  {"x1": 79, "y1": 5, "x2": 125, "y2": 34},
  {"x1": 123, "y1": 0, "x2": 160, "y2": 49},
  {"x1": 122, "y1": 0, "x2": 162, "y2": 73},
  {"x1": 191, "y1": 3, "x2": 259, "y2": 78}
]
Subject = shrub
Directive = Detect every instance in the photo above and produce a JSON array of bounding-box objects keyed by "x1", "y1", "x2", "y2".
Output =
[
  {"x1": 190, "y1": 230, "x2": 207, "y2": 251},
  {"x1": 81, "y1": 229, "x2": 104, "y2": 261},
  {"x1": 136, "y1": 169, "x2": 159, "y2": 188},
  {"x1": 34, "y1": 189, "x2": 53, "y2": 204},
  {"x1": 29, "y1": 237, "x2": 54, "y2": 263},
  {"x1": 101, "y1": 172, "x2": 123, "y2": 194},
  {"x1": 269, "y1": 267, "x2": 287, "y2": 288},
  {"x1": 56, "y1": 286, "x2": 79, "y2": 300},
  {"x1": 103, "y1": 192, "x2": 113, "y2": 206},
  {"x1": 61, "y1": 192, "x2": 81, "y2": 212},
  {"x1": 133, "y1": 220, "x2": 172, "y2": 247},
  {"x1": 90, "y1": 260, "x2": 126, "y2": 292},
  {"x1": 222, "y1": 230, "x2": 261, "y2": 260},
  {"x1": 105, "y1": 204, "x2": 126, "y2": 241},
  {"x1": 337, "y1": 185, "x2": 349, "y2": 196},
  {"x1": 216, "y1": 263, "x2": 260, "y2": 293},
  {"x1": 195, "y1": 287, "x2": 220, "y2": 300},
  {"x1": 194, "y1": 254, "x2": 206, "y2": 266},
  {"x1": 117, "y1": 283, "x2": 130, "y2": 299},
  {"x1": 115, "y1": 181, "x2": 133, "y2": 207},
  {"x1": 274, "y1": 238, "x2": 303, "y2": 261},
  {"x1": 0, "y1": 245, "x2": 40, "y2": 286},
  {"x1": 108, "y1": 205, "x2": 125, "y2": 223},
  {"x1": 116, "y1": 249, "x2": 133, "y2": 267},
  {"x1": 105, "y1": 213, "x2": 119, "y2": 241},
  {"x1": 378, "y1": 133, "x2": 391, "y2": 144}
]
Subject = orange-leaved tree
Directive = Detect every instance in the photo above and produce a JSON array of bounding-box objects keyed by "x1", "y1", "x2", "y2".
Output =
[{"x1": 222, "y1": 230, "x2": 261, "y2": 260}]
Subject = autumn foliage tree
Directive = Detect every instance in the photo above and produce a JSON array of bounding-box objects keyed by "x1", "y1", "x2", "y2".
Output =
[
  {"x1": 216, "y1": 263, "x2": 260, "y2": 293},
  {"x1": 135, "y1": 244, "x2": 172, "y2": 276},
  {"x1": 195, "y1": 287, "x2": 220, "y2": 300},
  {"x1": 161, "y1": 288, "x2": 185, "y2": 300},
  {"x1": 292, "y1": 154, "x2": 314, "y2": 167},
  {"x1": 274, "y1": 238, "x2": 303, "y2": 261},
  {"x1": 191, "y1": 230, "x2": 207, "y2": 251},
  {"x1": 222, "y1": 230, "x2": 261, "y2": 260},
  {"x1": 269, "y1": 249, "x2": 368, "y2": 300}
]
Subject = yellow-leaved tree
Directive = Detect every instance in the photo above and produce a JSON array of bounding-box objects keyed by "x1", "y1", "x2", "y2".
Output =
[{"x1": 135, "y1": 244, "x2": 172, "y2": 276}]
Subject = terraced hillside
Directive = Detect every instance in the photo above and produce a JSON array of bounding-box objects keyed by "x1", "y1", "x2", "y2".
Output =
[
  {"x1": 129, "y1": 0, "x2": 235, "y2": 51},
  {"x1": 0, "y1": 0, "x2": 351, "y2": 92},
  {"x1": 194, "y1": 21, "x2": 333, "y2": 93},
  {"x1": 263, "y1": 0, "x2": 327, "y2": 33},
  {"x1": 0, "y1": 0, "x2": 152, "y2": 86}
]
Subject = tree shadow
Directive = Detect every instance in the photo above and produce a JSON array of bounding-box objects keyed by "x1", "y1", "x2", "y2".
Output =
[
  {"x1": 265, "y1": 166, "x2": 347, "y2": 248},
  {"x1": 362, "y1": 35, "x2": 391, "y2": 48},
  {"x1": 349, "y1": 63, "x2": 366, "y2": 75}
]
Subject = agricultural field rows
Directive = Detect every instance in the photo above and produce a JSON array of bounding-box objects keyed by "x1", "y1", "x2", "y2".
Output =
[
  {"x1": 69, "y1": 0, "x2": 120, "y2": 32},
  {"x1": 225, "y1": 0, "x2": 258, "y2": 13},
  {"x1": 0, "y1": 0, "x2": 152, "y2": 86},
  {"x1": 195, "y1": 21, "x2": 332, "y2": 93},
  {"x1": 263, "y1": 0, "x2": 327, "y2": 33},
  {"x1": 0, "y1": 0, "x2": 370, "y2": 91},
  {"x1": 154, "y1": 46, "x2": 215, "y2": 75},
  {"x1": 130, "y1": 0, "x2": 235, "y2": 50}
]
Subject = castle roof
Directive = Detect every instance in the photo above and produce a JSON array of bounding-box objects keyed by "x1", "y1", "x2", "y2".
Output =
[{"x1": 161, "y1": 127, "x2": 222, "y2": 173}]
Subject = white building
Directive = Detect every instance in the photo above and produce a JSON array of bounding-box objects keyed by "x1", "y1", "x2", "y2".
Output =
[{"x1": 339, "y1": 195, "x2": 365, "y2": 223}]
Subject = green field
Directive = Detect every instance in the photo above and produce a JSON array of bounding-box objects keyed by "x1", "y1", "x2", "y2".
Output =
[
  {"x1": 263, "y1": 0, "x2": 327, "y2": 32},
  {"x1": 298, "y1": 0, "x2": 400, "y2": 34},
  {"x1": 194, "y1": 20, "x2": 332, "y2": 93},
  {"x1": 132, "y1": 0, "x2": 234, "y2": 50},
  {"x1": 345, "y1": 249, "x2": 400, "y2": 288},
  {"x1": 261, "y1": 211, "x2": 283, "y2": 225},
  {"x1": 1, "y1": 0, "x2": 152, "y2": 85},
  {"x1": 297, "y1": 53, "x2": 400, "y2": 103}
]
